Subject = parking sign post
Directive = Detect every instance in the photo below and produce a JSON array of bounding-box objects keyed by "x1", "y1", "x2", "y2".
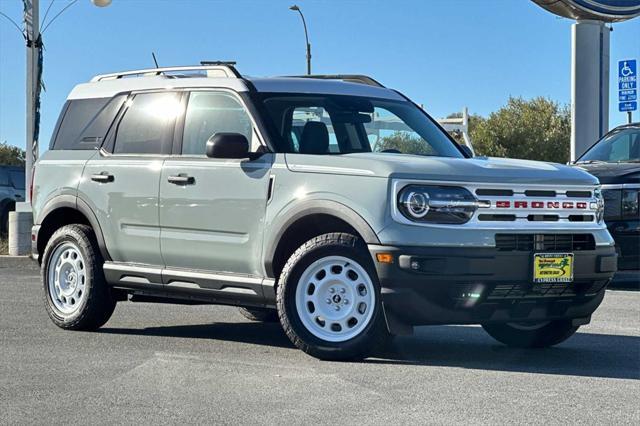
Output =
[{"x1": 618, "y1": 59, "x2": 637, "y2": 123}]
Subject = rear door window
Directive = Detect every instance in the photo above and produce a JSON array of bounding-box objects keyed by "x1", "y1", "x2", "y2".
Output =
[{"x1": 113, "y1": 92, "x2": 181, "y2": 155}]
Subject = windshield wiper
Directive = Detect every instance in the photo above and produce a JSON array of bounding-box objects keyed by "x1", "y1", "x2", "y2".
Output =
[
  {"x1": 617, "y1": 159, "x2": 640, "y2": 163},
  {"x1": 575, "y1": 160, "x2": 606, "y2": 164}
]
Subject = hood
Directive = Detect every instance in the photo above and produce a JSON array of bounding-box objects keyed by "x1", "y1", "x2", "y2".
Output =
[
  {"x1": 573, "y1": 162, "x2": 640, "y2": 185},
  {"x1": 286, "y1": 153, "x2": 599, "y2": 186}
]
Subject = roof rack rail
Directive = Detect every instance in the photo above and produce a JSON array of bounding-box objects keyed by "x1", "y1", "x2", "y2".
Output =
[
  {"x1": 90, "y1": 63, "x2": 241, "y2": 82},
  {"x1": 285, "y1": 74, "x2": 385, "y2": 88},
  {"x1": 200, "y1": 60, "x2": 237, "y2": 67}
]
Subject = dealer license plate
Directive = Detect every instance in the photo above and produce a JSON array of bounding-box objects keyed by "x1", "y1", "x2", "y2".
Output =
[{"x1": 533, "y1": 253, "x2": 574, "y2": 283}]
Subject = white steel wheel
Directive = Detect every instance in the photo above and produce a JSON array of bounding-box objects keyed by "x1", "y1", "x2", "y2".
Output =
[
  {"x1": 295, "y1": 255, "x2": 375, "y2": 342},
  {"x1": 47, "y1": 242, "x2": 87, "y2": 315}
]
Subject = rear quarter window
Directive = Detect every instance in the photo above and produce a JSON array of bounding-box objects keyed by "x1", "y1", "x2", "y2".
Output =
[{"x1": 51, "y1": 96, "x2": 125, "y2": 150}]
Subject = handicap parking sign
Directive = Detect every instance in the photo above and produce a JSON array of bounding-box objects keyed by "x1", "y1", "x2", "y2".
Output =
[{"x1": 618, "y1": 60, "x2": 637, "y2": 112}]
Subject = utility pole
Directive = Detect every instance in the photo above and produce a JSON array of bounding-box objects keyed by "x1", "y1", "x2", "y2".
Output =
[
  {"x1": 24, "y1": 0, "x2": 40, "y2": 204},
  {"x1": 9, "y1": 0, "x2": 111, "y2": 255},
  {"x1": 10, "y1": 0, "x2": 39, "y2": 255}
]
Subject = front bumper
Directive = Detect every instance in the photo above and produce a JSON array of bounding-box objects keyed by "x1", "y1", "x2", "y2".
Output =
[{"x1": 368, "y1": 244, "x2": 617, "y2": 330}]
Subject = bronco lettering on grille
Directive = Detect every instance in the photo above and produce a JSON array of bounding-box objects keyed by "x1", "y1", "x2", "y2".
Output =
[{"x1": 495, "y1": 201, "x2": 588, "y2": 209}]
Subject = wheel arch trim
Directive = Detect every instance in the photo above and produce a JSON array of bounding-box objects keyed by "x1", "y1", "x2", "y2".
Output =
[
  {"x1": 36, "y1": 195, "x2": 111, "y2": 261},
  {"x1": 263, "y1": 199, "x2": 380, "y2": 277}
]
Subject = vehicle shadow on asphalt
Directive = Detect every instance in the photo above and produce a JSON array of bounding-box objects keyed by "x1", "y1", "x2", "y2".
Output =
[
  {"x1": 371, "y1": 325, "x2": 640, "y2": 380},
  {"x1": 99, "y1": 321, "x2": 294, "y2": 349},
  {"x1": 100, "y1": 322, "x2": 639, "y2": 380}
]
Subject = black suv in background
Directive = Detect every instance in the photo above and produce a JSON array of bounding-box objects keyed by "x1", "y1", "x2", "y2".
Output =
[
  {"x1": 0, "y1": 165, "x2": 26, "y2": 234},
  {"x1": 575, "y1": 123, "x2": 640, "y2": 286}
]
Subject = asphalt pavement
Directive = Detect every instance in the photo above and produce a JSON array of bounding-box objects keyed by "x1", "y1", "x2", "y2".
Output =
[{"x1": 1, "y1": 257, "x2": 638, "y2": 425}]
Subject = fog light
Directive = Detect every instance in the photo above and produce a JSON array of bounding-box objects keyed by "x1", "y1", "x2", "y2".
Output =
[{"x1": 462, "y1": 292, "x2": 481, "y2": 299}]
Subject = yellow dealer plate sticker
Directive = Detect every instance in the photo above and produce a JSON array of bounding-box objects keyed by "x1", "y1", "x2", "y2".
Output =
[{"x1": 533, "y1": 253, "x2": 574, "y2": 283}]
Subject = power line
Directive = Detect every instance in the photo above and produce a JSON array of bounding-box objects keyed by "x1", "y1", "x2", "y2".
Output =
[
  {"x1": 41, "y1": 0, "x2": 77, "y2": 34},
  {"x1": 0, "y1": 10, "x2": 25, "y2": 38},
  {"x1": 41, "y1": 0, "x2": 56, "y2": 29}
]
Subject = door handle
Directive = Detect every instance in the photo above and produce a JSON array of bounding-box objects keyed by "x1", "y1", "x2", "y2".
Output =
[
  {"x1": 91, "y1": 172, "x2": 114, "y2": 183},
  {"x1": 167, "y1": 174, "x2": 195, "y2": 185}
]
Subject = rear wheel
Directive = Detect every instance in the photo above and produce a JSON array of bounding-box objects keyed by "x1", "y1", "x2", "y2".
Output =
[
  {"x1": 277, "y1": 233, "x2": 387, "y2": 360},
  {"x1": 238, "y1": 307, "x2": 279, "y2": 322},
  {"x1": 482, "y1": 320, "x2": 579, "y2": 348},
  {"x1": 42, "y1": 224, "x2": 116, "y2": 330}
]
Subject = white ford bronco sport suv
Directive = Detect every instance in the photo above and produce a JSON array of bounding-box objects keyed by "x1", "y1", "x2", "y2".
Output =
[{"x1": 32, "y1": 63, "x2": 617, "y2": 360}]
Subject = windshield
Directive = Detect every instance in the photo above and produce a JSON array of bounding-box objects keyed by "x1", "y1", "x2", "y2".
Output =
[
  {"x1": 578, "y1": 127, "x2": 640, "y2": 163},
  {"x1": 253, "y1": 93, "x2": 464, "y2": 158}
]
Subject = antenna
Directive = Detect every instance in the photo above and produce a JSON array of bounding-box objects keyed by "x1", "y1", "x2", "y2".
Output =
[{"x1": 152, "y1": 52, "x2": 160, "y2": 68}]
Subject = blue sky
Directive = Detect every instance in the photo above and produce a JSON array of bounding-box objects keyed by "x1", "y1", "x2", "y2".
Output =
[{"x1": 0, "y1": 0, "x2": 639, "y2": 150}]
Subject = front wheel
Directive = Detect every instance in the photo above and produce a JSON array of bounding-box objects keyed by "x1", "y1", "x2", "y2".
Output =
[
  {"x1": 482, "y1": 320, "x2": 579, "y2": 348},
  {"x1": 277, "y1": 233, "x2": 388, "y2": 360}
]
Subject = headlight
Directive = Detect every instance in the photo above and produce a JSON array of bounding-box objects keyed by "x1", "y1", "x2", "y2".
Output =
[
  {"x1": 398, "y1": 185, "x2": 478, "y2": 224},
  {"x1": 593, "y1": 187, "x2": 605, "y2": 223},
  {"x1": 622, "y1": 189, "x2": 639, "y2": 218}
]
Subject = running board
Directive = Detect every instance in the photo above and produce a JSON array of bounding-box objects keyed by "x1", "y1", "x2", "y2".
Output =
[{"x1": 103, "y1": 262, "x2": 276, "y2": 306}]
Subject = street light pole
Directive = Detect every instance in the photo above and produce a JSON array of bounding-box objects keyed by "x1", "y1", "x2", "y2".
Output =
[{"x1": 289, "y1": 5, "x2": 311, "y2": 75}]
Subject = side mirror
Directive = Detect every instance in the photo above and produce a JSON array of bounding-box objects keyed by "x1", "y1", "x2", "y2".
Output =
[
  {"x1": 459, "y1": 145, "x2": 474, "y2": 158},
  {"x1": 206, "y1": 133, "x2": 249, "y2": 159}
]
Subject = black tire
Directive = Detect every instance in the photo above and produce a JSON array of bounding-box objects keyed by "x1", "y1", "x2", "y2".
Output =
[
  {"x1": 276, "y1": 232, "x2": 388, "y2": 361},
  {"x1": 0, "y1": 204, "x2": 12, "y2": 235},
  {"x1": 238, "y1": 307, "x2": 279, "y2": 322},
  {"x1": 42, "y1": 224, "x2": 116, "y2": 330},
  {"x1": 482, "y1": 320, "x2": 579, "y2": 348}
]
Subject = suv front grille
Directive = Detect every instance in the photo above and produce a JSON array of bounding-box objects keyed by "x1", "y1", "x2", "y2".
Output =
[
  {"x1": 471, "y1": 186, "x2": 597, "y2": 224},
  {"x1": 495, "y1": 234, "x2": 596, "y2": 252},
  {"x1": 602, "y1": 189, "x2": 622, "y2": 220}
]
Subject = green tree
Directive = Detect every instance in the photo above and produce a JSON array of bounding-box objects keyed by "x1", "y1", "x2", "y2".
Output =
[
  {"x1": 0, "y1": 142, "x2": 26, "y2": 166},
  {"x1": 470, "y1": 97, "x2": 570, "y2": 163},
  {"x1": 374, "y1": 131, "x2": 434, "y2": 155}
]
